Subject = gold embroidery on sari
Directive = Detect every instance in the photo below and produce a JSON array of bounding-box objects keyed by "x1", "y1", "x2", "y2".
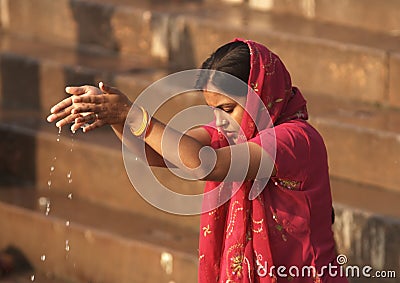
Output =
[
  {"x1": 271, "y1": 213, "x2": 288, "y2": 242},
  {"x1": 202, "y1": 224, "x2": 212, "y2": 237},
  {"x1": 251, "y1": 82, "x2": 259, "y2": 92},
  {"x1": 226, "y1": 243, "x2": 244, "y2": 280},
  {"x1": 263, "y1": 52, "x2": 278, "y2": 76},
  {"x1": 276, "y1": 178, "x2": 301, "y2": 190},
  {"x1": 226, "y1": 201, "x2": 244, "y2": 238},
  {"x1": 252, "y1": 218, "x2": 264, "y2": 233}
]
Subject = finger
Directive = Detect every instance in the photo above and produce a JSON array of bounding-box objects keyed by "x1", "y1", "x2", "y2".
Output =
[
  {"x1": 47, "y1": 105, "x2": 74, "y2": 122},
  {"x1": 50, "y1": 97, "x2": 73, "y2": 114},
  {"x1": 65, "y1": 85, "x2": 92, "y2": 95},
  {"x1": 72, "y1": 95, "x2": 105, "y2": 104},
  {"x1": 55, "y1": 113, "x2": 82, "y2": 128},
  {"x1": 82, "y1": 120, "x2": 104, "y2": 133},
  {"x1": 99, "y1": 82, "x2": 123, "y2": 95},
  {"x1": 71, "y1": 103, "x2": 101, "y2": 114},
  {"x1": 71, "y1": 121, "x2": 87, "y2": 132},
  {"x1": 74, "y1": 113, "x2": 97, "y2": 124}
]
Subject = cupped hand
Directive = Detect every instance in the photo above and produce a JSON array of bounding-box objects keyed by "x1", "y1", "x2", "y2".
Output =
[{"x1": 47, "y1": 82, "x2": 132, "y2": 133}]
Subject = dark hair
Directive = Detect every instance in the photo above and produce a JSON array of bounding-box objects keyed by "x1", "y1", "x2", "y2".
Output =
[{"x1": 196, "y1": 41, "x2": 250, "y2": 97}]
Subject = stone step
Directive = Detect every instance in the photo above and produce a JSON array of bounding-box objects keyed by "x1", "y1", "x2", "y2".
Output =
[
  {"x1": 0, "y1": 32, "x2": 167, "y2": 112},
  {"x1": 1, "y1": 0, "x2": 400, "y2": 107},
  {"x1": 0, "y1": 180, "x2": 399, "y2": 283},
  {"x1": 331, "y1": 180, "x2": 400, "y2": 282},
  {"x1": 307, "y1": 94, "x2": 400, "y2": 194},
  {"x1": 0, "y1": 114, "x2": 399, "y2": 281},
  {"x1": 0, "y1": 187, "x2": 199, "y2": 283},
  {"x1": 0, "y1": 110, "x2": 203, "y2": 232},
  {"x1": 221, "y1": 0, "x2": 400, "y2": 37}
]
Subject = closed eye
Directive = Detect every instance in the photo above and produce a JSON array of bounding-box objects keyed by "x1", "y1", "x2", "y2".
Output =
[
  {"x1": 223, "y1": 108, "x2": 234, "y2": 113},
  {"x1": 216, "y1": 103, "x2": 235, "y2": 113}
]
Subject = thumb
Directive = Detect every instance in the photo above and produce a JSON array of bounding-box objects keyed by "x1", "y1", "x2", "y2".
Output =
[
  {"x1": 65, "y1": 85, "x2": 92, "y2": 95},
  {"x1": 99, "y1": 82, "x2": 122, "y2": 95}
]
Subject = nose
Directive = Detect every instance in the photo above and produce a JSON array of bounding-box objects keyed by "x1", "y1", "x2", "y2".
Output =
[{"x1": 214, "y1": 109, "x2": 229, "y2": 128}]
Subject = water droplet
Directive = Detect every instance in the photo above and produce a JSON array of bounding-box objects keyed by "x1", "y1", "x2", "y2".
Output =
[
  {"x1": 54, "y1": 157, "x2": 57, "y2": 161},
  {"x1": 50, "y1": 166, "x2": 55, "y2": 172},
  {"x1": 70, "y1": 148, "x2": 73, "y2": 152},
  {"x1": 68, "y1": 193, "x2": 73, "y2": 199},
  {"x1": 40, "y1": 255, "x2": 46, "y2": 261},
  {"x1": 56, "y1": 138, "x2": 60, "y2": 142},
  {"x1": 58, "y1": 127, "x2": 62, "y2": 134},
  {"x1": 38, "y1": 197, "x2": 48, "y2": 207},
  {"x1": 68, "y1": 179, "x2": 73, "y2": 184},
  {"x1": 160, "y1": 252, "x2": 173, "y2": 275},
  {"x1": 45, "y1": 202, "x2": 51, "y2": 215},
  {"x1": 67, "y1": 171, "x2": 72, "y2": 178},
  {"x1": 65, "y1": 240, "x2": 70, "y2": 252},
  {"x1": 135, "y1": 157, "x2": 138, "y2": 161},
  {"x1": 30, "y1": 274, "x2": 35, "y2": 281},
  {"x1": 47, "y1": 180, "x2": 52, "y2": 187},
  {"x1": 65, "y1": 221, "x2": 70, "y2": 226}
]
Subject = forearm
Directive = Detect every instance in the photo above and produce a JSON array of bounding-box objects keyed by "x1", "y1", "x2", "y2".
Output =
[
  {"x1": 111, "y1": 123, "x2": 170, "y2": 167},
  {"x1": 143, "y1": 118, "x2": 215, "y2": 178}
]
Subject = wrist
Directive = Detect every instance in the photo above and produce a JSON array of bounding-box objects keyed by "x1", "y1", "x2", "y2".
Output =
[
  {"x1": 112, "y1": 101, "x2": 133, "y2": 127},
  {"x1": 128, "y1": 105, "x2": 150, "y2": 137}
]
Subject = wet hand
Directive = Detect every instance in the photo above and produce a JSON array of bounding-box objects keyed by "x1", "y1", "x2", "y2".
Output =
[
  {"x1": 47, "y1": 85, "x2": 102, "y2": 129},
  {"x1": 47, "y1": 83, "x2": 132, "y2": 133},
  {"x1": 71, "y1": 82, "x2": 132, "y2": 132}
]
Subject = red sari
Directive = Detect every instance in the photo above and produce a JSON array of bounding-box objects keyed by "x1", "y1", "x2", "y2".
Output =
[{"x1": 198, "y1": 39, "x2": 348, "y2": 283}]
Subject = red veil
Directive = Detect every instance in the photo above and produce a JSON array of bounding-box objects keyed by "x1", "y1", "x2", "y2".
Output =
[{"x1": 198, "y1": 39, "x2": 308, "y2": 282}]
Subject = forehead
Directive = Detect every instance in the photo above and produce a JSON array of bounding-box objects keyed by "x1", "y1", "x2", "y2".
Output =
[{"x1": 202, "y1": 90, "x2": 246, "y2": 107}]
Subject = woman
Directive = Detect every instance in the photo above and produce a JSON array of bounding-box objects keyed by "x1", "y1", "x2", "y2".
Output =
[{"x1": 47, "y1": 39, "x2": 347, "y2": 282}]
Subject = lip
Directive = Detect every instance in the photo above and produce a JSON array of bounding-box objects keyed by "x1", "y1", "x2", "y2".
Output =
[{"x1": 221, "y1": 130, "x2": 236, "y2": 138}]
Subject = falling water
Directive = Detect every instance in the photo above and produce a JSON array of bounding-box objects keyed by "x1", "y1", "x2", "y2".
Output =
[
  {"x1": 67, "y1": 171, "x2": 73, "y2": 184},
  {"x1": 56, "y1": 126, "x2": 61, "y2": 142},
  {"x1": 65, "y1": 131, "x2": 75, "y2": 260},
  {"x1": 35, "y1": 127, "x2": 77, "y2": 281},
  {"x1": 65, "y1": 240, "x2": 70, "y2": 252},
  {"x1": 45, "y1": 200, "x2": 51, "y2": 216},
  {"x1": 33, "y1": 127, "x2": 62, "y2": 281}
]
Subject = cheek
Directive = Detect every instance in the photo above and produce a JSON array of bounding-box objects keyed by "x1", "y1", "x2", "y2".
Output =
[{"x1": 231, "y1": 108, "x2": 245, "y2": 128}]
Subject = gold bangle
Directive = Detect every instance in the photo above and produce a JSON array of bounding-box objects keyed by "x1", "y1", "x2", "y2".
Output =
[{"x1": 131, "y1": 106, "x2": 149, "y2": 137}]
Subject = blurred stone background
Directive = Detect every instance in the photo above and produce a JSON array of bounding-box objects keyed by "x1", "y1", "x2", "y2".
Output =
[{"x1": 0, "y1": 0, "x2": 399, "y2": 282}]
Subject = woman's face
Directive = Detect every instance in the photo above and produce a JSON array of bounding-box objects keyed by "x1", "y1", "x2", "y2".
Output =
[{"x1": 203, "y1": 89, "x2": 246, "y2": 143}]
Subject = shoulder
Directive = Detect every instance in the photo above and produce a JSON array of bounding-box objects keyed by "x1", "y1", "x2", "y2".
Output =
[
  {"x1": 254, "y1": 119, "x2": 324, "y2": 147},
  {"x1": 252, "y1": 119, "x2": 328, "y2": 181},
  {"x1": 272, "y1": 120, "x2": 326, "y2": 152}
]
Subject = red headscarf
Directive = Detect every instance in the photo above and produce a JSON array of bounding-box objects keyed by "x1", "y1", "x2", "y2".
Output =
[{"x1": 198, "y1": 39, "x2": 308, "y2": 282}]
